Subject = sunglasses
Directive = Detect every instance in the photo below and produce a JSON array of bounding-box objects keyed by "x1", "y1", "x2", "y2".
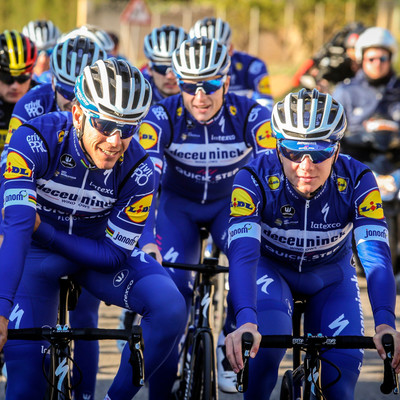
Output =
[
  {"x1": 150, "y1": 63, "x2": 173, "y2": 75},
  {"x1": 365, "y1": 55, "x2": 390, "y2": 63},
  {"x1": 278, "y1": 141, "x2": 338, "y2": 164},
  {"x1": 0, "y1": 73, "x2": 32, "y2": 85},
  {"x1": 178, "y1": 77, "x2": 226, "y2": 95},
  {"x1": 55, "y1": 82, "x2": 75, "y2": 101},
  {"x1": 83, "y1": 110, "x2": 139, "y2": 139}
]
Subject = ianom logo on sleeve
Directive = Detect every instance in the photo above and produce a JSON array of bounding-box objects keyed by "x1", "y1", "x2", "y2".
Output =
[
  {"x1": 230, "y1": 187, "x2": 256, "y2": 217},
  {"x1": 4, "y1": 152, "x2": 32, "y2": 179},
  {"x1": 139, "y1": 123, "x2": 158, "y2": 150}
]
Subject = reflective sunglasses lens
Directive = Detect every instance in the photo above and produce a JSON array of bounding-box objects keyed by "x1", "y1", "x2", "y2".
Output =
[
  {"x1": 278, "y1": 143, "x2": 336, "y2": 164},
  {"x1": 89, "y1": 117, "x2": 137, "y2": 139},
  {"x1": 152, "y1": 64, "x2": 171, "y2": 75},
  {"x1": 0, "y1": 73, "x2": 31, "y2": 85},
  {"x1": 178, "y1": 78, "x2": 225, "y2": 95},
  {"x1": 56, "y1": 83, "x2": 75, "y2": 101}
]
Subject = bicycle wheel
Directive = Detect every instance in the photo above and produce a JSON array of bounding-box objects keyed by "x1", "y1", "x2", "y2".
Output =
[
  {"x1": 280, "y1": 370, "x2": 294, "y2": 400},
  {"x1": 188, "y1": 331, "x2": 215, "y2": 400}
]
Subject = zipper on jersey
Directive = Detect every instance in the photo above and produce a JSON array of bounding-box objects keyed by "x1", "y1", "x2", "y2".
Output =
[
  {"x1": 201, "y1": 125, "x2": 209, "y2": 204},
  {"x1": 298, "y1": 200, "x2": 310, "y2": 272},
  {"x1": 68, "y1": 169, "x2": 90, "y2": 234}
]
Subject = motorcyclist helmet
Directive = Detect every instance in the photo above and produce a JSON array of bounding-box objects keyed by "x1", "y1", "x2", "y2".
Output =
[
  {"x1": 75, "y1": 58, "x2": 152, "y2": 125},
  {"x1": 272, "y1": 88, "x2": 347, "y2": 142},
  {"x1": 0, "y1": 30, "x2": 37, "y2": 76},
  {"x1": 355, "y1": 27, "x2": 397, "y2": 62},
  {"x1": 189, "y1": 17, "x2": 232, "y2": 47},
  {"x1": 144, "y1": 25, "x2": 187, "y2": 64},
  {"x1": 22, "y1": 20, "x2": 61, "y2": 52},
  {"x1": 51, "y1": 35, "x2": 107, "y2": 87},
  {"x1": 172, "y1": 37, "x2": 230, "y2": 80}
]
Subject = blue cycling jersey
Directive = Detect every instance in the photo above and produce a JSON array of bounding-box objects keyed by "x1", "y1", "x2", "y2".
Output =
[
  {"x1": 137, "y1": 92, "x2": 273, "y2": 245},
  {"x1": 228, "y1": 150, "x2": 396, "y2": 329},
  {"x1": 229, "y1": 50, "x2": 274, "y2": 110},
  {"x1": 0, "y1": 111, "x2": 155, "y2": 318}
]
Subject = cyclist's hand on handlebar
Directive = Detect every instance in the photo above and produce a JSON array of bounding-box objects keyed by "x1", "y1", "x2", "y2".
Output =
[
  {"x1": 374, "y1": 324, "x2": 400, "y2": 373},
  {"x1": 142, "y1": 243, "x2": 162, "y2": 264},
  {"x1": 0, "y1": 316, "x2": 8, "y2": 351},
  {"x1": 225, "y1": 323, "x2": 261, "y2": 373}
]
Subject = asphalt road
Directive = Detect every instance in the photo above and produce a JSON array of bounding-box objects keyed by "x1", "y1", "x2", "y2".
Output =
[{"x1": 0, "y1": 275, "x2": 398, "y2": 399}]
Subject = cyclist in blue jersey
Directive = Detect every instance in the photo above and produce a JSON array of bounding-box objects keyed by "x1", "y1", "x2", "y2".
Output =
[
  {"x1": 136, "y1": 36, "x2": 272, "y2": 398},
  {"x1": 0, "y1": 58, "x2": 186, "y2": 400},
  {"x1": 225, "y1": 89, "x2": 400, "y2": 399},
  {"x1": 141, "y1": 25, "x2": 188, "y2": 104},
  {"x1": 22, "y1": 20, "x2": 61, "y2": 84},
  {"x1": 0, "y1": 34, "x2": 107, "y2": 400},
  {"x1": 189, "y1": 17, "x2": 274, "y2": 111}
]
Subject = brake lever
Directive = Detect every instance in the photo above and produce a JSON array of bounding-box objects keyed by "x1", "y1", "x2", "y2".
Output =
[
  {"x1": 128, "y1": 325, "x2": 145, "y2": 387},
  {"x1": 236, "y1": 332, "x2": 254, "y2": 393},
  {"x1": 380, "y1": 333, "x2": 399, "y2": 394}
]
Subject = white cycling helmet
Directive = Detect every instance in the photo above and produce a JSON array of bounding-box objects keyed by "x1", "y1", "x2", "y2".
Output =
[
  {"x1": 271, "y1": 88, "x2": 347, "y2": 142},
  {"x1": 75, "y1": 58, "x2": 152, "y2": 124},
  {"x1": 355, "y1": 27, "x2": 397, "y2": 63},
  {"x1": 144, "y1": 25, "x2": 187, "y2": 64},
  {"x1": 61, "y1": 25, "x2": 114, "y2": 53},
  {"x1": 189, "y1": 17, "x2": 231, "y2": 46},
  {"x1": 172, "y1": 37, "x2": 231, "y2": 80},
  {"x1": 22, "y1": 20, "x2": 61, "y2": 52},
  {"x1": 50, "y1": 35, "x2": 107, "y2": 86}
]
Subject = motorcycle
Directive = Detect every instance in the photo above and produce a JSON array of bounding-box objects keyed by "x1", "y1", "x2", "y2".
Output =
[{"x1": 343, "y1": 116, "x2": 400, "y2": 279}]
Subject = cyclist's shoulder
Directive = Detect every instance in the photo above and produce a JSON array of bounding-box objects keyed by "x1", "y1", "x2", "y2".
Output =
[
  {"x1": 13, "y1": 84, "x2": 55, "y2": 115},
  {"x1": 242, "y1": 150, "x2": 281, "y2": 179},
  {"x1": 333, "y1": 154, "x2": 373, "y2": 185},
  {"x1": 224, "y1": 92, "x2": 269, "y2": 116},
  {"x1": 147, "y1": 94, "x2": 181, "y2": 121}
]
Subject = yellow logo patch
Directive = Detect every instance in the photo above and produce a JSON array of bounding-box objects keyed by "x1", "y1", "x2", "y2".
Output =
[
  {"x1": 257, "y1": 75, "x2": 272, "y2": 95},
  {"x1": 268, "y1": 175, "x2": 280, "y2": 190},
  {"x1": 235, "y1": 62, "x2": 243, "y2": 71},
  {"x1": 4, "y1": 151, "x2": 32, "y2": 179},
  {"x1": 230, "y1": 188, "x2": 256, "y2": 217},
  {"x1": 358, "y1": 190, "x2": 384, "y2": 219},
  {"x1": 6, "y1": 117, "x2": 22, "y2": 144},
  {"x1": 256, "y1": 121, "x2": 276, "y2": 149},
  {"x1": 58, "y1": 130, "x2": 65, "y2": 143},
  {"x1": 229, "y1": 106, "x2": 237, "y2": 116},
  {"x1": 176, "y1": 107, "x2": 182, "y2": 117},
  {"x1": 125, "y1": 194, "x2": 153, "y2": 223},
  {"x1": 337, "y1": 177, "x2": 347, "y2": 192},
  {"x1": 138, "y1": 123, "x2": 158, "y2": 150}
]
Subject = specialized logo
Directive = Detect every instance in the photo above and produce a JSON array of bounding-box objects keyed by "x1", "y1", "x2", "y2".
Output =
[
  {"x1": 138, "y1": 123, "x2": 158, "y2": 150},
  {"x1": 257, "y1": 274, "x2": 274, "y2": 295},
  {"x1": 281, "y1": 205, "x2": 295, "y2": 217},
  {"x1": 125, "y1": 194, "x2": 153, "y2": 223},
  {"x1": 60, "y1": 154, "x2": 76, "y2": 168},
  {"x1": 257, "y1": 74, "x2": 272, "y2": 95},
  {"x1": 230, "y1": 188, "x2": 256, "y2": 217},
  {"x1": 267, "y1": 175, "x2": 280, "y2": 190},
  {"x1": 358, "y1": 190, "x2": 384, "y2": 219},
  {"x1": 229, "y1": 106, "x2": 237, "y2": 116},
  {"x1": 4, "y1": 151, "x2": 32, "y2": 179},
  {"x1": 256, "y1": 121, "x2": 276, "y2": 149},
  {"x1": 337, "y1": 177, "x2": 348, "y2": 193},
  {"x1": 7, "y1": 117, "x2": 22, "y2": 143},
  {"x1": 112, "y1": 269, "x2": 129, "y2": 287}
]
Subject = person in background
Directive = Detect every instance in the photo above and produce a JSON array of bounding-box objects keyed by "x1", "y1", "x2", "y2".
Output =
[
  {"x1": 22, "y1": 19, "x2": 61, "y2": 84},
  {"x1": 190, "y1": 16, "x2": 274, "y2": 111}
]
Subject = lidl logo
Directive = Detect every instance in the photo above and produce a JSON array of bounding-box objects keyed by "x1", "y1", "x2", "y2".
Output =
[
  {"x1": 125, "y1": 194, "x2": 153, "y2": 223},
  {"x1": 230, "y1": 188, "x2": 256, "y2": 217},
  {"x1": 4, "y1": 152, "x2": 32, "y2": 179},
  {"x1": 58, "y1": 130, "x2": 65, "y2": 143},
  {"x1": 6, "y1": 117, "x2": 22, "y2": 144},
  {"x1": 229, "y1": 106, "x2": 237, "y2": 116},
  {"x1": 359, "y1": 190, "x2": 384, "y2": 219},
  {"x1": 235, "y1": 62, "x2": 243, "y2": 71},
  {"x1": 337, "y1": 177, "x2": 348, "y2": 193},
  {"x1": 267, "y1": 175, "x2": 280, "y2": 190},
  {"x1": 138, "y1": 123, "x2": 158, "y2": 150},
  {"x1": 258, "y1": 75, "x2": 272, "y2": 95},
  {"x1": 256, "y1": 121, "x2": 276, "y2": 149},
  {"x1": 176, "y1": 107, "x2": 182, "y2": 117}
]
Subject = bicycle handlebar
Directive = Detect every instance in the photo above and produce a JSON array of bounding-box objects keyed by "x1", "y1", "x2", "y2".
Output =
[
  {"x1": 162, "y1": 259, "x2": 229, "y2": 274},
  {"x1": 8, "y1": 325, "x2": 145, "y2": 387},
  {"x1": 236, "y1": 333, "x2": 399, "y2": 395}
]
